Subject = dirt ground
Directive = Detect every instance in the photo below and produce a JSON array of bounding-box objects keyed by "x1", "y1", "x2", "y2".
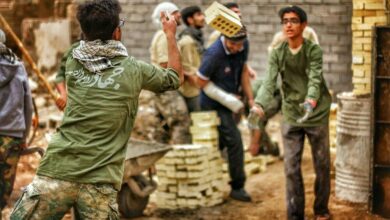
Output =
[
  {"x1": 1, "y1": 117, "x2": 387, "y2": 220},
  {"x1": 134, "y1": 148, "x2": 384, "y2": 220}
]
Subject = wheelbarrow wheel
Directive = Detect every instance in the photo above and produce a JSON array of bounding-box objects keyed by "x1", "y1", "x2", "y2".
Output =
[{"x1": 118, "y1": 176, "x2": 150, "y2": 218}]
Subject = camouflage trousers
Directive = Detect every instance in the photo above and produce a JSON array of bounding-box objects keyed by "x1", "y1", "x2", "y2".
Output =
[
  {"x1": 0, "y1": 135, "x2": 22, "y2": 210},
  {"x1": 281, "y1": 123, "x2": 330, "y2": 220},
  {"x1": 10, "y1": 175, "x2": 119, "y2": 220}
]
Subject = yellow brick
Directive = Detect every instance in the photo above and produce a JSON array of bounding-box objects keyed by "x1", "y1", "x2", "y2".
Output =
[
  {"x1": 352, "y1": 51, "x2": 371, "y2": 57},
  {"x1": 353, "y1": 88, "x2": 371, "y2": 96},
  {"x1": 352, "y1": 43, "x2": 364, "y2": 51},
  {"x1": 364, "y1": 16, "x2": 387, "y2": 24},
  {"x1": 364, "y1": 69, "x2": 372, "y2": 77},
  {"x1": 364, "y1": 3, "x2": 384, "y2": 10},
  {"x1": 352, "y1": 16, "x2": 363, "y2": 24},
  {"x1": 363, "y1": 54, "x2": 372, "y2": 63},
  {"x1": 376, "y1": 11, "x2": 386, "y2": 16},
  {"x1": 353, "y1": 2, "x2": 365, "y2": 10},
  {"x1": 352, "y1": 23, "x2": 373, "y2": 30},
  {"x1": 353, "y1": 69, "x2": 365, "y2": 77},
  {"x1": 360, "y1": 0, "x2": 383, "y2": 3},
  {"x1": 353, "y1": 55, "x2": 364, "y2": 64},
  {"x1": 363, "y1": 30, "x2": 373, "y2": 37},
  {"x1": 352, "y1": 64, "x2": 372, "y2": 72},
  {"x1": 363, "y1": 43, "x2": 372, "y2": 51},
  {"x1": 354, "y1": 83, "x2": 365, "y2": 89},
  {"x1": 353, "y1": 10, "x2": 376, "y2": 17},
  {"x1": 353, "y1": 76, "x2": 371, "y2": 84},
  {"x1": 353, "y1": 31, "x2": 364, "y2": 37},
  {"x1": 354, "y1": 37, "x2": 372, "y2": 44}
]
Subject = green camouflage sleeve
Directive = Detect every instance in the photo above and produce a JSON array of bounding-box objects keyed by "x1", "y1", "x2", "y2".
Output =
[{"x1": 137, "y1": 60, "x2": 180, "y2": 93}]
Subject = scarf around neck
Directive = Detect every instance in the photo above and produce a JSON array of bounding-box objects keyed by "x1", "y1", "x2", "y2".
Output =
[
  {"x1": 179, "y1": 27, "x2": 205, "y2": 55},
  {"x1": 72, "y1": 39, "x2": 128, "y2": 73}
]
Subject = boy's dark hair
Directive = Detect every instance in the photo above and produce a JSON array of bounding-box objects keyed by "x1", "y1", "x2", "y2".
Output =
[
  {"x1": 77, "y1": 0, "x2": 122, "y2": 41},
  {"x1": 278, "y1": 5, "x2": 307, "y2": 23},
  {"x1": 181, "y1": 6, "x2": 202, "y2": 26},
  {"x1": 224, "y1": 2, "x2": 239, "y2": 9}
]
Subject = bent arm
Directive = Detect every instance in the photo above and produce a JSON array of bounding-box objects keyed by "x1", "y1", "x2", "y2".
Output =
[{"x1": 241, "y1": 64, "x2": 254, "y2": 107}]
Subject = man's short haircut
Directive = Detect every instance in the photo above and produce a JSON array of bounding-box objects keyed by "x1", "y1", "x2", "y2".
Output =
[
  {"x1": 278, "y1": 5, "x2": 307, "y2": 23},
  {"x1": 181, "y1": 6, "x2": 202, "y2": 26},
  {"x1": 224, "y1": 2, "x2": 239, "y2": 9},
  {"x1": 77, "y1": 0, "x2": 122, "y2": 41}
]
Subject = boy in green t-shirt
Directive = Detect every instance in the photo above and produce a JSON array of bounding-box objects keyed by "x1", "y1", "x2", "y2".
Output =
[
  {"x1": 11, "y1": 0, "x2": 183, "y2": 219},
  {"x1": 251, "y1": 6, "x2": 331, "y2": 220}
]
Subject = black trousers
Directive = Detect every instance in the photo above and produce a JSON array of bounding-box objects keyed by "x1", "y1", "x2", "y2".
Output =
[
  {"x1": 281, "y1": 123, "x2": 330, "y2": 220},
  {"x1": 202, "y1": 106, "x2": 246, "y2": 190}
]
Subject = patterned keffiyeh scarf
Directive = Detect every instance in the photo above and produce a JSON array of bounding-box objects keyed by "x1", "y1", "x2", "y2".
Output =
[
  {"x1": 179, "y1": 27, "x2": 205, "y2": 55},
  {"x1": 72, "y1": 40, "x2": 128, "y2": 73}
]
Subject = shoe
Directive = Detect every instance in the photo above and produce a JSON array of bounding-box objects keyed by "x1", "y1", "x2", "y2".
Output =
[{"x1": 230, "y1": 188, "x2": 252, "y2": 202}]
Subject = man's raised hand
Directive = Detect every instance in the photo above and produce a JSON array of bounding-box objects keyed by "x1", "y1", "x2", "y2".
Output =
[{"x1": 160, "y1": 11, "x2": 177, "y2": 37}]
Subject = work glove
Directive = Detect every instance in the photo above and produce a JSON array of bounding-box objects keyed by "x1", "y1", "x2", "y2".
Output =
[
  {"x1": 297, "y1": 99, "x2": 316, "y2": 123},
  {"x1": 248, "y1": 105, "x2": 265, "y2": 130}
]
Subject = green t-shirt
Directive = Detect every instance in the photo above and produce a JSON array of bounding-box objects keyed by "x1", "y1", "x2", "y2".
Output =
[
  {"x1": 255, "y1": 39, "x2": 331, "y2": 127},
  {"x1": 38, "y1": 46, "x2": 180, "y2": 190}
]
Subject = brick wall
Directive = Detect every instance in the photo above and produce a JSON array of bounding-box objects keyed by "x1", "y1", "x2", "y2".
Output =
[
  {"x1": 351, "y1": 0, "x2": 387, "y2": 95},
  {"x1": 0, "y1": 0, "x2": 354, "y2": 95},
  {"x1": 119, "y1": 0, "x2": 353, "y2": 95}
]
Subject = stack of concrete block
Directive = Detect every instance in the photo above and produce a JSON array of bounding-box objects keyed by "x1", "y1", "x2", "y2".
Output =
[
  {"x1": 155, "y1": 111, "x2": 224, "y2": 209},
  {"x1": 222, "y1": 150, "x2": 268, "y2": 181},
  {"x1": 351, "y1": 0, "x2": 387, "y2": 95},
  {"x1": 205, "y1": 1, "x2": 242, "y2": 37}
]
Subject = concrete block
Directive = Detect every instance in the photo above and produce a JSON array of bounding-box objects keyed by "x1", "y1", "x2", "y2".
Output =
[
  {"x1": 364, "y1": 15, "x2": 387, "y2": 24},
  {"x1": 205, "y1": 1, "x2": 242, "y2": 37},
  {"x1": 364, "y1": 3, "x2": 384, "y2": 10}
]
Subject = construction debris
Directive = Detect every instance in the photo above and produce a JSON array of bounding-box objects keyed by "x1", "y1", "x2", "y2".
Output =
[{"x1": 155, "y1": 111, "x2": 224, "y2": 209}]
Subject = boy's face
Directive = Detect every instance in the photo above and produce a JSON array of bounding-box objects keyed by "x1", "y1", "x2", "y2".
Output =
[
  {"x1": 281, "y1": 12, "x2": 306, "y2": 40},
  {"x1": 190, "y1": 11, "x2": 205, "y2": 28}
]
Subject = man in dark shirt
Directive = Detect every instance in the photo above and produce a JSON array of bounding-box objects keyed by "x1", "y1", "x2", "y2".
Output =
[{"x1": 197, "y1": 27, "x2": 253, "y2": 202}]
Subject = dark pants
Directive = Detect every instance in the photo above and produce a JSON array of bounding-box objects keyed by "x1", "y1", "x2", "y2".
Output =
[
  {"x1": 0, "y1": 135, "x2": 22, "y2": 210},
  {"x1": 281, "y1": 123, "x2": 330, "y2": 220},
  {"x1": 183, "y1": 95, "x2": 200, "y2": 113},
  {"x1": 202, "y1": 106, "x2": 246, "y2": 190}
]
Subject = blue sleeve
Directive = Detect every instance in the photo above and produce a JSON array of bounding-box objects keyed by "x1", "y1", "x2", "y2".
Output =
[{"x1": 198, "y1": 49, "x2": 217, "y2": 80}]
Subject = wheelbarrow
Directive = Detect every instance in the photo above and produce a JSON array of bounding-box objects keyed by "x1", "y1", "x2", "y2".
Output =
[{"x1": 117, "y1": 139, "x2": 172, "y2": 218}]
